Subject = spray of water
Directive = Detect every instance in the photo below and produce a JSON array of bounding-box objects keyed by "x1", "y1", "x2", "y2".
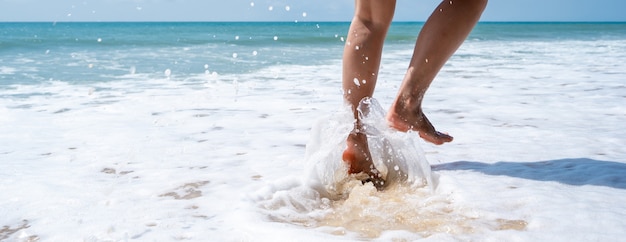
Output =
[
  {"x1": 305, "y1": 98, "x2": 436, "y2": 199},
  {"x1": 256, "y1": 98, "x2": 527, "y2": 239}
]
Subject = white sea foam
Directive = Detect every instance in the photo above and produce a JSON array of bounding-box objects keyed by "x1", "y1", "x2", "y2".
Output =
[
  {"x1": 0, "y1": 66, "x2": 17, "y2": 75},
  {"x1": 1, "y1": 34, "x2": 626, "y2": 241}
]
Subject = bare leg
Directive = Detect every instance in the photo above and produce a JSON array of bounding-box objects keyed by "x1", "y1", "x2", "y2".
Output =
[
  {"x1": 342, "y1": 0, "x2": 396, "y2": 188},
  {"x1": 387, "y1": 0, "x2": 487, "y2": 145}
]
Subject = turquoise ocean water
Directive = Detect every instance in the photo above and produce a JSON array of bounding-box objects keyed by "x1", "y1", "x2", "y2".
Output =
[{"x1": 1, "y1": 22, "x2": 625, "y2": 87}]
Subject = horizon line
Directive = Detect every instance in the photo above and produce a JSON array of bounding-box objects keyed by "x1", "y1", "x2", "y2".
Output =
[{"x1": 1, "y1": 20, "x2": 626, "y2": 24}]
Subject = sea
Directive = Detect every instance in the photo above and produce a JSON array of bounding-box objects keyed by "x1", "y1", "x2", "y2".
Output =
[{"x1": 1, "y1": 22, "x2": 625, "y2": 241}]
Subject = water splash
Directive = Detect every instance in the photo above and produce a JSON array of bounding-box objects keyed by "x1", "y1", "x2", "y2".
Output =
[
  {"x1": 164, "y1": 69, "x2": 171, "y2": 78},
  {"x1": 304, "y1": 98, "x2": 435, "y2": 198},
  {"x1": 254, "y1": 98, "x2": 528, "y2": 239}
]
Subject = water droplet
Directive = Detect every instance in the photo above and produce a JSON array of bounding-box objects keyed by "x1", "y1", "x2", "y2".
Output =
[
  {"x1": 232, "y1": 53, "x2": 238, "y2": 58},
  {"x1": 394, "y1": 165, "x2": 400, "y2": 171},
  {"x1": 273, "y1": 36, "x2": 278, "y2": 41},
  {"x1": 235, "y1": 36, "x2": 239, "y2": 40},
  {"x1": 355, "y1": 46, "x2": 360, "y2": 50},
  {"x1": 97, "y1": 38, "x2": 102, "y2": 42},
  {"x1": 285, "y1": 5, "x2": 290, "y2": 11},
  {"x1": 204, "y1": 64, "x2": 209, "y2": 69},
  {"x1": 250, "y1": 2, "x2": 254, "y2": 7},
  {"x1": 268, "y1": 6, "x2": 273, "y2": 11},
  {"x1": 425, "y1": 58, "x2": 429, "y2": 63},
  {"x1": 302, "y1": 12, "x2": 307, "y2": 17},
  {"x1": 252, "y1": 50, "x2": 258, "y2": 56},
  {"x1": 353, "y1": 78, "x2": 360, "y2": 87},
  {"x1": 164, "y1": 69, "x2": 172, "y2": 77}
]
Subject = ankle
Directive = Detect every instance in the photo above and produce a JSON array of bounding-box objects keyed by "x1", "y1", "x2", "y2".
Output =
[{"x1": 390, "y1": 98, "x2": 424, "y2": 122}]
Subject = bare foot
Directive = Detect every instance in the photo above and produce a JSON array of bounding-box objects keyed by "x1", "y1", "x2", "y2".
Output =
[
  {"x1": 342, "y1": 131, "x2": 385, "y2": 189},
  {"x1": 387, "y1": 102, "x2": 453, "y2": 145}
]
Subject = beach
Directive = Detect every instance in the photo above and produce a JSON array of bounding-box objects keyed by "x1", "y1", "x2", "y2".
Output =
[{"x1": 1, "y1": 22, "x2": 625, "y2": 241}]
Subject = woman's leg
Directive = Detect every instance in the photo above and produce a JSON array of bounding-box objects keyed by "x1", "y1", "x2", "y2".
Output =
[
  {"x1": 387, "y1": 0, "x2": 488, "y2": 145},
  {"x1": 342, "y1": 0, "x2": 396, "y2": 187}
]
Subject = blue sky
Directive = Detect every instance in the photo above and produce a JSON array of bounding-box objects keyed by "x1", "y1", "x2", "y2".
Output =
[{"x1": 1, "y1": 0, "x2": 625, "y2": 22}]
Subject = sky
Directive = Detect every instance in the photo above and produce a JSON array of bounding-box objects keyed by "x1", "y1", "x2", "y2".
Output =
[{"x1": 1, "y1": 0, "x2": 626, "y2": 22}]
